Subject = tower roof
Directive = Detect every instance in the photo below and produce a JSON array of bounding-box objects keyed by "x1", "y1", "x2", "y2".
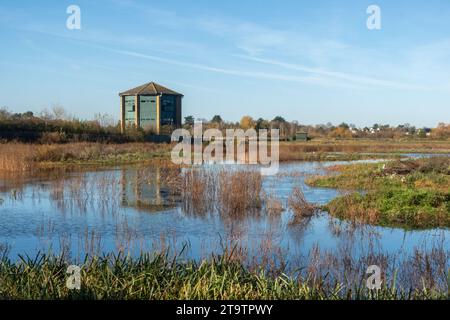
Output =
[{"x1": 119, "y1": 82, "x2": 183, "y2": 96}]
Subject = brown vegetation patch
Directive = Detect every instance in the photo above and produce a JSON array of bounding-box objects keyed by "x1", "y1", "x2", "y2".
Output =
[{"x1": 288, "y1": 187, "x2": 317, "y2": 220}]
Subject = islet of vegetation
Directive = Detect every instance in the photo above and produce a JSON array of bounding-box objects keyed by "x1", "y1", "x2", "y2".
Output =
[{"x1": 306, "y1": 157, "x2": 450, "y2": 229}]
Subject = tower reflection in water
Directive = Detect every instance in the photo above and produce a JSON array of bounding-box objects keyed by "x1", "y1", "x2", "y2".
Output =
[{"x1": 120, "y1": 166, "x2": 181, "y2": 213}]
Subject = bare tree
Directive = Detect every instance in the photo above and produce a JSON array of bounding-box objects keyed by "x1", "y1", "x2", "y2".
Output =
[{"x1": 51, "y1": 104, "x2": 70, "y2": 120}]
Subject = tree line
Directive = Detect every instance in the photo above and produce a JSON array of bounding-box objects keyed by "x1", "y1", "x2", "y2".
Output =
[
  {"x1": 0, "y1": 105, "x2": 448, "y2": 142},
  {"x1": 183, "y1": 114, "x2": 450, "y2": 140}
]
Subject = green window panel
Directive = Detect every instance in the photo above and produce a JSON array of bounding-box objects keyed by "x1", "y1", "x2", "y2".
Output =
[
  {"x1": 124, "y1": 96, "x2": 136, "y2": 124},
  {"x1": 139, "y1": 96, "x2": 157, "y2": 129}
]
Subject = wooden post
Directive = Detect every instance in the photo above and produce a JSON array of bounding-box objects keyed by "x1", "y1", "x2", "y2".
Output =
[
  {"x1": 156, "y1": 95, "x2": 161, "y2": 135},
  {"x1": 135, "y1": 95, "x2": 140, "y2": 128},
  {"x1": 120, "y1": 96, "x2": 125, "y2": 133}
]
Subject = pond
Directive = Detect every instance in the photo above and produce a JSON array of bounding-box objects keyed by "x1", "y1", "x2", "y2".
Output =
[{"x1": 0, "y1": 159, "x2": 448, "y2": 267}]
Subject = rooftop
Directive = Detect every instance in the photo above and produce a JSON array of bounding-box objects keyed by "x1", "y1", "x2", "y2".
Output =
[{"x1": 119, "y1": 82, "x2": 183, "y2": 96}]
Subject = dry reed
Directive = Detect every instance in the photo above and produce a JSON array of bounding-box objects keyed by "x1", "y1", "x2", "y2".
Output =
[{"x1": 288, "y1": 187, "x2": 316, "y2": 220}]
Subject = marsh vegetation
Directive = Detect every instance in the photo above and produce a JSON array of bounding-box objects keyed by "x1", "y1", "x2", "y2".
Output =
[
  {"x1": 307, "y1": 157, "x2": 450, "y2": 228},
  {"x1": 0, "y1": 245, "x2": 448, "y2": 300},
  {"x1": 0, "y1": 139, "x2": 448, "y2": 300}
]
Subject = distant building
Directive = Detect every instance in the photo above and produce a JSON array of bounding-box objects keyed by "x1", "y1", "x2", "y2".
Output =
[
  {"x1": 119, "y1": 82, "x2": 183, "y2": 134},
  {"x1": 295, "y1": 131, "x2": 308, "y2": 141}
]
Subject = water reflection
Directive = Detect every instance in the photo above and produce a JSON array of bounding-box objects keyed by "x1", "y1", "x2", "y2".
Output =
[
  {"x1": 121, "y1": 166, "x2": 180, "y2": 212},
  {"x1": 0, "y1": 161, "x2": 447, "y2": 283}
]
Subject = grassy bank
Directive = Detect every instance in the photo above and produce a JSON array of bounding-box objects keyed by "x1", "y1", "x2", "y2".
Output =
[
  {"x1": 306, "y1": 157, "x2": 450, "y2": 228},
  {"x1": 0, "y1": 142, "x2": 173, "y2": 172},
  {"x1": 278, "y1": 138, "x2": 450, "y2": 161},
  {"x1": 0, "y1": 250, "x2": 448, "y2": 300},
  {"x1": 0, "y1": 139, "x2": 449, "y2": 173}
]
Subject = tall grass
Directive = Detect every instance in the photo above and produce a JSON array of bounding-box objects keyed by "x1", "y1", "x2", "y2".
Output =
[
  {"x1": 0, "y1": 143, "x2": 36, "y2": 172},
  {"x1": 0, "y1": 247, "x2": 447, "y2": 300},
  {"x1": 0, "y1": 139, "x2": 449, "y2": 173},
  {"x1": 181, "y1": 169, "x2": 217, "y2": 215},
  {"x1": 0, "y1": 142, "x2": 172, "y2": 172},
  {"x1": 180, "y1": 168, "x2": 263, "y2": 218},
  {"x1": 217, "y1": 170, "x2": 262, "y2": 217}
]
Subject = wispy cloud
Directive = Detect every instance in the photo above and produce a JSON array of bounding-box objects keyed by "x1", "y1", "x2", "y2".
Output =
[
  {"x1": 7, "y1": 1, "x2": 450, "y2": 93},
  {"x1": 14, "y1": 26, "x2": 362, "y2": 89},
  {"x1": 192, "y1": 16, "x2": 449, "y2": 92},
  {"x1": 106, "y1": 47, "x2": 345, "y2": 87},
  {"x1": 233, "y1": 54, "x2": 434, "y2": 91}
]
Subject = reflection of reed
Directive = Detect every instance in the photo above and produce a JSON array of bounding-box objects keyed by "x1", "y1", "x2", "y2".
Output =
[
  {"x1": 181, "y1": 168, "x2": 217, "y2": 216},
  {"x1": 45, "y1": 171, "x2": 122, "y2": 217},
  {"x1": 261, "y1": 190, "x2": 284, "y2": 216},
  {"x1": 206, "y1": 231, "x2": 449, "y2": 293}
]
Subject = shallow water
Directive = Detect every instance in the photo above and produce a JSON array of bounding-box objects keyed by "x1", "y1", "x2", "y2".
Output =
[{"x1": 0, "y1": 160, "x2": 448, "y2": 264}]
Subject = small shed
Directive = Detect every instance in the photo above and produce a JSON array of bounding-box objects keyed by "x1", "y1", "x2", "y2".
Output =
[
  {"x1": 295, "y1": 131, "x2": 308, "y2": 141},
  {"x1": 119, "y1": 82, "x2": 183, "y2": 134}
]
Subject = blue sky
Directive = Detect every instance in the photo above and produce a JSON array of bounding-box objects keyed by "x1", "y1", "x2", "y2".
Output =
[{"x1": 0, "y1": 0, "x2": 449, "y2": 127}]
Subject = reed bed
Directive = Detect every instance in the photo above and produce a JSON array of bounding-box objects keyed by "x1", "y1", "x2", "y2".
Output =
[
  {"x1": 1, "y1": 139, "x2": 449, "y2": 173},
  {"x1": 0, "y1": 246, "x2": 447, "y2": 300},
  {"x1": 0, "y1": 143, "x2": 37, "y2": 172},
  {"x1": 262, "y1": 191, "x2": 284, "y2": 216},
  {"x1": 180, "y1": 168, "x2": 263, "y2": 218},
  {"x1": 217, "y1": 170, "x2": 262, "y2": 217},
  {"x1": 0, "y1": 142, "x2": 172, "y2": 172},
  {"x1": 181, "y1": 169, "x2": 217, "y2": 215}
]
